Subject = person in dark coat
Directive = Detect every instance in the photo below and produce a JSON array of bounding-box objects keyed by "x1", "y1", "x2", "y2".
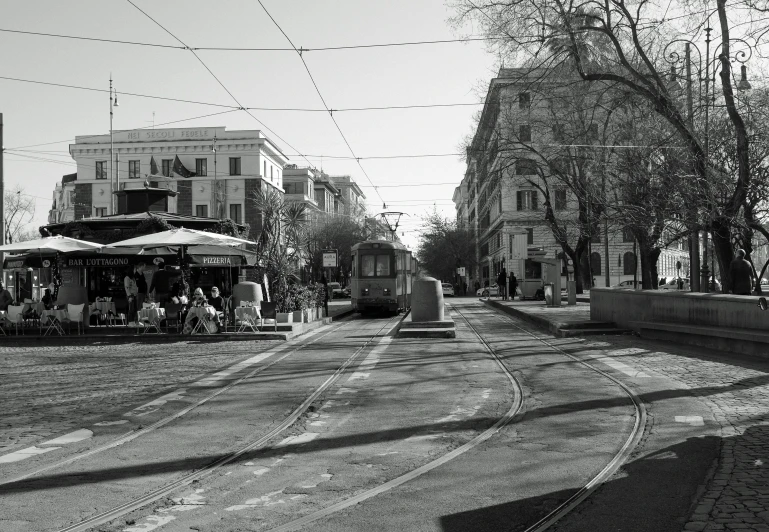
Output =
[
  {"x1": 729, "y1": 248, "x2": 754, "y2": 295},
  {"x1": 497, "y1": 267, "x2": 507, "y2": 300},
  {"x1": 509, "y1": 272, "x2": 518, "y2": 301}
]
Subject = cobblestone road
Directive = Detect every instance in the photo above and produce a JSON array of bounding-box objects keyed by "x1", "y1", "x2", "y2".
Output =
[
  {"x1": 579, "y1": 335, "x2": 769, "y2": 532},
  {"x1": 0, "y1": 340, "x2": 279, "y2": 454}
]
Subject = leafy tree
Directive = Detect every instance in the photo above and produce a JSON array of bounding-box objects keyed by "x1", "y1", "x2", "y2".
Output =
[
  {"x1": 417, "y1": 212, "x2": 477, "y2": 284},
  {"x1": 305, "y1": 217, "x2": 368, "y2": 283}
]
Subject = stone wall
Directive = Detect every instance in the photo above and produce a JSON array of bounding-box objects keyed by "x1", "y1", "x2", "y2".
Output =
[{"x1": 591, "y1": 288, "x2": 765, "y2": 331}]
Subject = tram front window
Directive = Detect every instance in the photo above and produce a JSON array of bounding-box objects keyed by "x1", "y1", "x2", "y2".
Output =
[{"x1": 361, "y1": 254, "x2": 391, "y2": 277}]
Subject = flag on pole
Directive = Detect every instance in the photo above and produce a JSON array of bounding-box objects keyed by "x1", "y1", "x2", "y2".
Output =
[
  {"x1": 150, "y1": 156, "x2": 161, "y2": 176},
  {"x1": 173, "y1": 155, "x2": 196, "y2": 178}
]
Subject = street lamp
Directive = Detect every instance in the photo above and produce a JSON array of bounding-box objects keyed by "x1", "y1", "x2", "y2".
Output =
[{"x1": 663, "y1": 31, "x2": 752, "y2": 292}]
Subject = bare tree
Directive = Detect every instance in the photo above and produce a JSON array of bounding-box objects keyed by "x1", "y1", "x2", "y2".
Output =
[
  {"x1": 452, "y1": 0, "x2": 761, "y2": 290},
  {"x1": 4, "y1": 185, "x2": 36, "y2": 244}
]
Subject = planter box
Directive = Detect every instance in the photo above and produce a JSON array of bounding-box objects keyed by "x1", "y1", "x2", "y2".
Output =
[
  {"x1": 303, "y1": 308, "x2": 313, "y2": 323},
  {"x1": 276, "y1": 312, "x2": 294, "y2": 324},
  {"x1": 317, "y1": 307, "x2": 325, "y2": 319},
  {"x1": 292, "y1": 310, "x2": 303, "y2": 323}
]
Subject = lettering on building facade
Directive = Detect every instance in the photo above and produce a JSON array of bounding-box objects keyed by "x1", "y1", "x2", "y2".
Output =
[
  {"x1": 202, "y1": 256, "x2": 231, "y2": 265},
  {"x1": 65, "y1": 258, "x2": 130, "y2": 267},
  {"x1": 124, "y1": 129, "x2": 212, "y2": 141}
]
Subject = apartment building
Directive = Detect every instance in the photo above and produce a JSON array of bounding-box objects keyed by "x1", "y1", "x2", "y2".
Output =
[{"x1": 457, "y1": 67, "x2": 688, "y2": 288}]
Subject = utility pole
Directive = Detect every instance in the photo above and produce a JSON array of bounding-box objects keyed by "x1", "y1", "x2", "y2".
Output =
[
  {"x1": 212, "y1": 135, "x2": 218, "y2": 218},
  {"x1": 1, "y1": 113, "x2": 5, "y2": 266}
]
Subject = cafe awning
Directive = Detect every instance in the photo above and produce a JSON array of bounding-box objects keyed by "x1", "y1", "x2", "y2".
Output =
[{"x1": 187, "y1": 245, "x2": 259, "y2": 267}]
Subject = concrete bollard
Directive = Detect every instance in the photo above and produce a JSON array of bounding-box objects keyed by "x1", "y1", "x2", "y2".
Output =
[{"x1": 411, "y1": 277, "x2": 445, "y2": 322}]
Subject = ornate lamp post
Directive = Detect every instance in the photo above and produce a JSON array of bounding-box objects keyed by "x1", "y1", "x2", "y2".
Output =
[{"x1": 664, "y1": 30, "x2": 752, "y2": 292}]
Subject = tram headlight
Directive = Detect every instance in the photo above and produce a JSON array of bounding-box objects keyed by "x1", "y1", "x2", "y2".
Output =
[
  {"x1": 361, "y1": 288, "x2": 369, "y2": 296},
  {"x1": 383, "y1": 288, "x2": 391, "y2": 295}
]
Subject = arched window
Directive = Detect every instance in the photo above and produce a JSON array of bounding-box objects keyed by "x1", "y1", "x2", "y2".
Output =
[
  {"x1": 590, "y1": 252, "x2": 602, "y2": 275},
  {"x1": 623, "y1": 252, "x2": 637, "y2": 275}
]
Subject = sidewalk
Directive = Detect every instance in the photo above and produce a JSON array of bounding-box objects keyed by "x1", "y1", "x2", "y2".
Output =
[{"x1": 481, "y1": 296, "x2": 625, "y2": 337}]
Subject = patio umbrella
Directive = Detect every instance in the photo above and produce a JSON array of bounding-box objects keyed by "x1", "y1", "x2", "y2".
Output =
[
  {"x1": 0, "y1": 235, "x2": 103, "y2": 253},
  {"x1": 106, "y1": 227, "x2": 253, "y2": 249}
]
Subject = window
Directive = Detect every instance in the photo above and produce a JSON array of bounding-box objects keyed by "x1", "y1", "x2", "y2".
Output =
[
  {"x1": 270, "y1": 166, "x2": 274, "y2": 181},
  {"x1": 527, "y1": 228, "x2": 534, "y2": 245},
  {"x1": 161, "y1": 159, "x2": 172, "y2": 177},
  {"x1": 623, "y1": 252, "x2": 637, "y2": 275},
  {"x1": 195, "y1": 204, "x2": 209, "y2": 217},
  {"x1": 95, "y1": 161, "x2": 107, "y2": 180},
  {"x1": 554, "y1": 189, "x2": 567, "y2": 210},
  {"x1": 623, "y1": 227, "x2": 634, "y2": 242},
  {"x1": 229, "y1": 157, "x2": 241, "y2": 176},
  {"x1": 519, "y1": 124, "x2": 532, "y2": 142},
  {"x1": 263, "y1": 161, "x2": 267, "y2": 177},
  {"x1": 360, "y1": 254, "x2": 392, "y2": 277},
  {"x1": 519, "y1": 92, "x2": 531, "y2": 109},
  {"x1": 195, "y1": 158, "x2": 207, "y2": 177},
  {"x1": 516, "y1": 158, "x2": 537, "y2": 175},
  {"x1": 590, "y1": 252, "x2": 602, "y2": 275},
  {"x1": 229, "y1": 203, "x2": 242, "y2": 223},
  {"x1": 516, "y1": 190, "x2": 538, "y2": 211},
  {"x1": 129, "y1": 160, "x2": 140, "y2": 179},
  {"x1": 552, "y1": 124, "x2": 565, "y2": 142},
  {"x1": 94, "y1": 207, "x2": 107, "y2": 217}
]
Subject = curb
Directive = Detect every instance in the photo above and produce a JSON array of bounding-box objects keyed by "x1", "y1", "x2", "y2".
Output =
[{"x1": 483, "y1": 298, "x2": 558, "y2": 335}]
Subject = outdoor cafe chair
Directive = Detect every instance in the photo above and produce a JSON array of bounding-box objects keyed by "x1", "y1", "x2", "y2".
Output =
[
  {"x1": 163, "y1": 303, "x2": 183, "y2": 333},
  {"x1": 65, "y1": 304, "x2": 86, "y2": 335},
  {"x1": 259, "y1": 301, "x2": 277, "y2": 332},
  {"x1": 221, "y1": 296, "x2": 233, "y2": 333},
  {"x1": 6, "y1": 305, "x2": 24, "y2": 335}
]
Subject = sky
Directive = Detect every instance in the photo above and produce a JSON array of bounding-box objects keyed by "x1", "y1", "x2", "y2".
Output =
[{"x1": 0, "y1": 0, "x2": 499, "y2": 249}]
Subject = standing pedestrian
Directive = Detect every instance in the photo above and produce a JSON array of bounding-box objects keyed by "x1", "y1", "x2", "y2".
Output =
[
  {"x1": 134, "y1": 262, "x2": 148, "y2": 309},
  {"x1": 729, "y1": 248, "x2": 754, "y2": 295},
  {"x1": 497, "y1": 267, "x2": 507, "y2": 300},
  {"x1": 463, "y1": 281, "x2": 468, "y2": 297},
  {"x1": 509, "y1": 272, "x2": 518, "y2": 301},
  {"x1": 124, "y1": 267, "x2": 138, "y2": 326}
]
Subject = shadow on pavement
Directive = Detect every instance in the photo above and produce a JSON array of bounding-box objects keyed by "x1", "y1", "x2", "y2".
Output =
[{"x1": 440, "y1": 434, "x2": 722, "y2": 532}]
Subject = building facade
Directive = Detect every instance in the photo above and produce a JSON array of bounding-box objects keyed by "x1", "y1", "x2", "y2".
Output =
[
  {"x1": 48, "y1": 127, "x2": 288, "y2": 238},
  {"x1": 457, "y1": 68, "x2": 689, "y2": 289}
]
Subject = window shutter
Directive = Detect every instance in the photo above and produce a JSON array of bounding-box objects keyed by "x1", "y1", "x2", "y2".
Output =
[
  {"x1": 517, "y1": 191, "x2": 523, "y2": 211},
  {"x1": 531, "y1": 191, "x2": 538, "y2": 210}
]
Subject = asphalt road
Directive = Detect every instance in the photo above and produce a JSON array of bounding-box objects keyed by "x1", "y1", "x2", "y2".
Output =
[{"x1": 0, "y1": 299, "x2": 726, "y2": 532}]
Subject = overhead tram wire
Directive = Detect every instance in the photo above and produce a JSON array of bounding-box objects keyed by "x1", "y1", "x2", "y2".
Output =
[
  {"x1": 255, "y1": 0, "x2": 385, "y2": 205},
  {"x1": 0, "y1": 27, "x2": 498, "y2": 51},
  {"x1": 124, "y1": 0, "x2": 313, "y2": 168}
]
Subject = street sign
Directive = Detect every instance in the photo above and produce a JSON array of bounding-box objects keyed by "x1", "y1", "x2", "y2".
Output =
[
  {"x1": 457, "y1": 267, "x2": 466, "y2": 276},
  {"x1": 322, "y1": 249, "x2": 338, "y2": 268}
]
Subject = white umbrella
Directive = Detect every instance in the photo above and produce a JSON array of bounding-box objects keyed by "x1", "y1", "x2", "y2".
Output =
[
  {"x1": 107, "y1": 227, "x2": 253, "y2": 249},
  {"x1": 0, "y1": 235, "x2": 103, "y2": 253}
]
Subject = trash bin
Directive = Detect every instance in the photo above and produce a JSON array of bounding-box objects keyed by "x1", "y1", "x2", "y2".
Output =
[{"x1": 544, "y1": 283, "x2": 555, "y2": 306}]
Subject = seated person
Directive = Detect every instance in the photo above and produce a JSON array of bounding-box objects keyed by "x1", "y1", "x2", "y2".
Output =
[
  {"x1": 209, "y1": 287, "x2": 225, "y2": 312},
  {"x1": 191, "y1": 287, "x2": 207, "y2": 307},
  {"x1": 42, "y1": 288, "x2": 54, "y2": 309},
  {"x1": 0, "y1": 282, "x2": 13, "y2": 311},
  {"x1": 171, "y1": 281, "x2": 190, "y2": 305}
]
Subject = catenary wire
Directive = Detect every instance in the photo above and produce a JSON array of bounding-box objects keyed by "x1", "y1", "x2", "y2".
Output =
[
  {"x1": 255, "y1": 0, "x2": 385, "y2": 205},
  {"x1": 124, "y1": 0, "x2": 314, "y2": 168}
]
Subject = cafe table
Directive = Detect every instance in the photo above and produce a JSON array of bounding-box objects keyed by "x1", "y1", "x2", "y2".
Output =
[
  {"x1": 138, "y1": 307, "x2": 165, "y2": 334},
  {"x1": 184, "y1": 306, "x2": 217, "y2": 334},
  {"x1": 235, "y1": 306, "x2": 261, "y2": 333},
  {"x1": 41, "y1": 309, "x2": 68, "y2": 336}
]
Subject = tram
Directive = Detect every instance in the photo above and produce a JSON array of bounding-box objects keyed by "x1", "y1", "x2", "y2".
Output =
[{"x1": 351, "y1": 240, "x2": 415, "y2": 313}]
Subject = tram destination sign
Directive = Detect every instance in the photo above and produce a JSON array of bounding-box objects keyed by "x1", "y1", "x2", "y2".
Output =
[{"x1": 322, "y1": 249, "x2": 338, "y2": 268}]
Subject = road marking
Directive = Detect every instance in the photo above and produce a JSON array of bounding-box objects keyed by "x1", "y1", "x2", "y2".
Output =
[
  {"x1": 0, "y1": 446, "x2": 60, "y2": 463},
  {"x1": 675, "y1": 415, "x2": 704, "y2": 426},
  {"x1": 123, "y1": 515, "x2": 175, "y2": 531},
  {"x1": 124, "y1": 389, "x2": 187, "y2": 417},
  {"x1": 275, "y1": 432, "x2": 319, "y2": 448},
  {"x1": 347, "y1": 372, "x2": 370, "y2": 381},
  {"x1": 587, "y1": 354, "x2": 651, "y2": 378},
  {"x1": 253, "y1": 467, "x2": 269, "y2": 476},
  {"x1": 93, "y1": 420, "x2": 129, "y2": 426},
  {"x1": 40, "y1": 429, "x2": 93, "y2": 446}
]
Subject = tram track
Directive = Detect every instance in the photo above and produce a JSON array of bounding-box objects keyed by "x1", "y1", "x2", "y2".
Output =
[
  {"x1": 467, "y1": 304, "x2": 647, "y2": 532},
  {"x1": 260, "y1": 302, "x2": 645, "y2": 532},
  {"x1": 0, "y1": 318, "x2": 359, "y2": 488},
  {"x1": 53, "y1": 313, "x2": 399, "y2": 532}
]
